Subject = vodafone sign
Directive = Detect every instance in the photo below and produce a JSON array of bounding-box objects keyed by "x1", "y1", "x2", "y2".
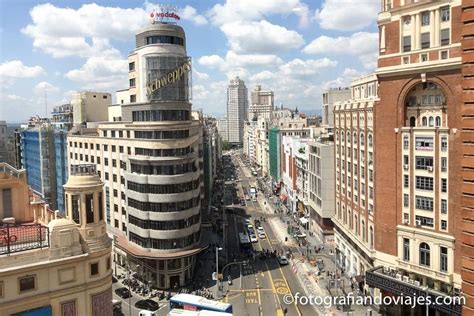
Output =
[{"x1": 150, "y1": 5, "x2": 180, "y2": 24}]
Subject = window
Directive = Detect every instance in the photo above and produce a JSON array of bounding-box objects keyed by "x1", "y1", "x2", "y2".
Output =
[
  {"x1": 404, "y1": 155, "x2": 409, "y2": 165},
  {"x1": 72, "y1": 195, "x2": 80, "y2": 224},
  {"x1": 403, "y1": 16, "x2": 411, "y2": 29},
  {"x1": 19, "y1": 275, "x2": 36, "y2": 292},
  {"x1": 435, "y1": 116, "x2": 441, "y2": 127},
  {"x1": 441, "y1": 6, "x2": 450, "y2": 22},
  {"x1": 105, "y1": 172, "x2": 109, "y2": 180},
  {"x1": 441, "y1": 50, "x2": 448, "y2": 60},
  {"x1": 130, "y1": 94, "x2": 136, "y2": 103},
  {"x1": 441, "y1": 29, "x2": 450, "y2": 46},
  {"x1": 441, "y1": 220, "x2": 447, "y2": 231},
  {"x1": 403, "y1": 56, "x2": 410, "y2": 64},
  {"x1": 421, "y1": 53, "x2": 428, "y2": 62},
  {"x1": 404, "y1": 194, "x2": 409, "y2": 207},
  {"x1": 403, "y1": 238, "x2": 410, "y2": 261},
  {"x1": 106, "y1": 256, "x2": 111, "y2": 270},
  {"x1": 404, "y1": 175, "x2": 409, "y2": 188},
  {"x1": 415, "y1": 137, "x2": 433, "y2": 150},
  {"x1": 403, "y1": 36, "x2": 411, "y2": 52},
  {"x1": 441, "y1": 199, "x2": 447, "y2": 214},
  {"x1": 129, "y1": 78, "x2": 136, "y2": 87},
  {"x1": 415, "y1": 156, "x2": 433, "y2": 170},
  {"x1": 440, "y1": 247, "x2": 448, "y2": 272},
  {"x1": 415, "y1": 195, "x2": 433, "y2": 211},
  {"x1": 421, "y1": 12, "x2": 430, "y2": 26},
  {"x1": 419, "y1": 242, "x2": 430, "y2": 267},
  {"x1": 422, "y1": 117, "x2": 427, "y2": 126},
  {"x1": 90, "y1": 263, "x2": 99, "y2": 276},
  {"x1": 441, "y1": 136, "x2": 448, "y2": 152},
  {"x1": 421, "y1": 32, "x2": 430, "y2": 49},
  {"x1": 441, "y1": 178, "x2": 447, "y2": 192},
  {"x1": 129, "y1": 62, "x2": 135, "y2": 71},
  {"x1": 403, "y1": 136, "x2": 409, "y2": 149},
  {"x1": 416, "y1": 215, "x2": 434, "y2": 227},
  {"x1": 86, "y1": 194, "x2": 94, "y2": 223},
  {"x1": 441, "y1": 157, "x2": 447, "y2": 172},
  {"x1": 416, "y1": 176, "x2": 433, "y2": 191}
]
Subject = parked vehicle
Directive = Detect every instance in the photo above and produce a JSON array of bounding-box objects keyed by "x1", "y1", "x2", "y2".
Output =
[
  {"x1": 277, "y1": 256, "x2": 289, "y2": 265},
  {"x1": 115, "y1": 287, "x2": 132, "y2": 299},
  {"x1": 135, "y1": 299, "x2": 159, "y2": 312}
]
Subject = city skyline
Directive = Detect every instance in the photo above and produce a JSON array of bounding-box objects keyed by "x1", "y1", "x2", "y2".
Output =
[{"x1": 0, "y1": 0, "x2": 379, "y2": 122}]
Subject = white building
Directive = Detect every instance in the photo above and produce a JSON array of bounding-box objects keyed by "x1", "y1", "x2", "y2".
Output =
[
  {"x1": 227, "y1": 77, "x2": 248, "y2": 144},
  {"x1": 72, "y1": 92, "x2": 111, "y2": 125},
  {"x1": 321, "y1": 88, "x2": 351, "y2": 126}
]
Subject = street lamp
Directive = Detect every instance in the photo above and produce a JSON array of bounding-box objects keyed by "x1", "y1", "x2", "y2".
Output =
[{"x1": 215, "y1": 247, "x2": 223, "y2": 299}]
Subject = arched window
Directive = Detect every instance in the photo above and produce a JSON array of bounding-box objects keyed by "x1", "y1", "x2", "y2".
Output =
[
  {"x1": 341, "y1": 133, "x2": 345, "y2": 142},
  {"x1": 435, "y1": 116, "x2": 441, "y2": 127},
  {"x1": 360, "y1": 133, "x2": 365, "y2": 146},
  {"x1": 353, "y1": 132, "x2": 358, "y2": 145},
  {"x1": 355, "y1": 215, "x2": 359, "y2": 235},
  {"x1": 369, "y1": 227, "x2": 374, "y2": 249},
  {"x1": 410, "y1": 116, "x2": 416, "y2": 127},
  {"x1": 362, "y1": 220, "x2": 366, "y2": 241},
  {"x1": 368, "y1": 134, "x2": 373, "y2": 147},
  {"x1": 420, "y1": 242, "x2": 431, "y2": 267},
  {"x1": 349, "y1": 210, "x2": 353, "y2": 229},
  {"x1": 422, "y1": 117, "x2": 427, "y2": 126},
  {"x1": 347, "y1": 132, "x2": 351, "y2": 143},
  {"x1": 336, "y1": 131, "x2": 339, "y2": 141},
  {"x1": 429, "y1": 116, "x2": 434, "y2": 127}
]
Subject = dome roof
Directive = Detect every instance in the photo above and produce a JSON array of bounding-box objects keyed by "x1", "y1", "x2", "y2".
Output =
[{"x1": 48, "y1": 218, "x2": 76, "y2": 230}]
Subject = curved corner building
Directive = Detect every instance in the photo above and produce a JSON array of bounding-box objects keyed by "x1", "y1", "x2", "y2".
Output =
[{"x1": 67, "y1": 20, "x2": 205, "y2": 289}]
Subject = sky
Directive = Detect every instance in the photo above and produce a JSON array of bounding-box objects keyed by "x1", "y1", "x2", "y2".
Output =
[{"x1": 0, "y1": 0, "x2": 380, "y2": 123}]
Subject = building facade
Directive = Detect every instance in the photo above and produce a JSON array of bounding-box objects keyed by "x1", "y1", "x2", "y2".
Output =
[
  {"x1": 0, "y1": 121, "x2": 7, "y2": 163},
  {"x1": 333, "y1": 74, "x2": 378, "y2": 278},
  {"x1": 227, "y1": 77, "x2": 248, "y2": 145},
  {"x1": 0, "y1": 163, "x2": 112, "y2": 316},
  {"x1": 72, "y1": 92, "x2": 111, "y2": 125},
  {"x1": 321, "y1": 88, "x2": 351, "y2": 126},
  {"x1": 363, "y1": 1, "x2": 463, "y2": 315},
  {"x1": 248, "y1": 85, "x2": 274, "y2": 121},
  {"x1": 67, "y1": 21, "x2": 205, "y2": 289},
  {"x1": 308, "y1": 138, "x2": 335, "y2": 243}
]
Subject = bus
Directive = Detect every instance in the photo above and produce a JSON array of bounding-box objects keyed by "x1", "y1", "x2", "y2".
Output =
[
  {"x1": 238, "y1": 232, "x2": 252, "y2": 254},
  {"x1": 169, "y1": 294, "x2": 233, "y2": 314},
  {"x1": 168, "y1": 309, "x2": 233, "y2": 316}
]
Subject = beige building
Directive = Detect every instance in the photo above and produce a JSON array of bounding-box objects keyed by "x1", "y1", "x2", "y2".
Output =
[
  {"x1": 248, "y1": 85, "x2": 274, "y2": 121},
  {"x1": 68, "y1": 21, "x2": 205, "y2": 289},
  {"x1": 0, "y1": 163, "x2": 112, "y2": 316},
  {"x1": 72, "y1": 91, "x2": 112, "y2": 125},
  {"x1": 333, "y1": 74, "x2": 378, "y2": 277},
  {"x1": 321, "y1": 88, "x2": 351, "y2": 126}
]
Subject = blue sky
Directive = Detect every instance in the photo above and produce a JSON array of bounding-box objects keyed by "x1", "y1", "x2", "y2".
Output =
[{"x1": 0, "y1": 0, "x2": 379, "y2": 122}]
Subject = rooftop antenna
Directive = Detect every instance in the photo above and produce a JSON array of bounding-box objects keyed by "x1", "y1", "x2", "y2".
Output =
[{"x1": 44, "y1": 83, "x2": 47, "y2": 118}]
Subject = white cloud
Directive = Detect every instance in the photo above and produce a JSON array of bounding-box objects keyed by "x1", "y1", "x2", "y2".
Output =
[
  {"x1": 180, "y1": 5, "x2": 208, "y2": 25},
  {"x1": 65, "y1": 48, "x2": 127, "y2": 91},
  {"x1": 249, "y1": 71, "x2": 275, "y2": 82},
  {"x1": 6, "y1": 94, "x2": 27, "y2": 101},
  {"x1": 221, "y1": 20, "x2": 304, "y2": 54},
  {"x1": 33, "y1": 81, "x2": 60, "y2": 95},
  {"x1": 193, "y1": 69, "x2": 210, "y2": 81},
  {"x1": 303, "y1": 32, "x2": 378, "y2": 70},
  {"x1": 198, "y1": 51, "x2": 283, "y2": 72},
  {"x1": 279, "y1": 58, "x2": 337, "y2": 77},
  {"x1": 0, "y1": 60, "x2": 44, "y2": 79},
  {"x1": 208, "y1": 0, "x2": 310, "y2": 28},
  {"x1": 198, "y1": 55, "x2": 226, "y2": 69},
  {"x1": 315, "y1": 0, "x2": 379, "y2": 31},
  {"x1": 323, "y1": 68, "x2": 365, "y2": 89}
]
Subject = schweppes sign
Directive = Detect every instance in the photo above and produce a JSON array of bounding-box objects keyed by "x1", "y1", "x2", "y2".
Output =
[{"x1": 146, "y1": 60, "x2": 192, "y2": 95}]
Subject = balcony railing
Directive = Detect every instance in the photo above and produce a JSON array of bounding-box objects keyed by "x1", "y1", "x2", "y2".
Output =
[{"x1": 0, "y1": 223, "x2": 49, "y2": 255}]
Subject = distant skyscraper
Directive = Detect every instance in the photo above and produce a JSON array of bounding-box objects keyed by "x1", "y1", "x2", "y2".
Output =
[
  {"x1": 0, "y1": 121, "x2": 7, "y2": 163},
  {"x1": 227, "y1": 77, "x2": 248, "y2": 144},
  {"x1": 248, "y1": 85, "x2": 273, "y2": 121}
]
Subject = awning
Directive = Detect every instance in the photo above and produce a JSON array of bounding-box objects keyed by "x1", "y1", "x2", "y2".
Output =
[{"x1": 300, "y1": 217, "x2": 309, "y2": 225}]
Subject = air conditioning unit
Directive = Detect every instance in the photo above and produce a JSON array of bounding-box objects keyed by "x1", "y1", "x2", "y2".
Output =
[
  {"x1": 403, "y1": 276, "x2": 409, "y2": 283},
  {"x1": 414, "y1": 280, "x2": 421, "y2": 286},
  {"x1": 415, "y1": 219, "x2": 422, "y2": 226},
  {"x1": 403, "y1": 164, "x2": 409, "y2": 170},
  {"x1": 403, "y1": 219, "x2": 409, "y2": 225},
  {"x1": 427, "y1": 166, "x2": 433, "y2": 172}
]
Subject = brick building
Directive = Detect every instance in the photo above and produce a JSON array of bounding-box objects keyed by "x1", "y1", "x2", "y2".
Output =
[{"x1": 364, "y1": 0, "x2": 463, "y2": 315}]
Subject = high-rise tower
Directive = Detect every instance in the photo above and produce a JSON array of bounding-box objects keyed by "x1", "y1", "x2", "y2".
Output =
[
  {"x1": 226, "y1": 77, "x2": 248, "y2": 145},
  {"x1": 68, "y1": 11, "x2": 205, "y2": 289}
]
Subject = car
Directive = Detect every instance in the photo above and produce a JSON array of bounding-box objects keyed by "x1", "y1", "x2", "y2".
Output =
[
  {"x1": 257, "y1": 226, "x2": 265, "y2": 234},
  {"x1": 277, "y1": 256, "x2": 289, "y2": 265},
  {"x1": 247, "y1": 224, "x2": 254, "y2": 230},
  {"x1": 135, "y1": 299, "x2": 159, "y2": 312},
  {"x1": 254, "y1": 219, "x2": 261, "y2": 227},
  {"x1": 240, "y1": 199, "x2": 246, "y2": 206},
  {"x1": 249, "y1": 235, "x2": 258, "y2": 243},
  {"x1": 245, "y1": 195, "x2": 251, "y2": 201},
  {"x1": 258, "y1": 231, "x2": 266, "y2": 239},
  {"x1": 115, "y1": 287, "x2": 132, "y2": 299}
]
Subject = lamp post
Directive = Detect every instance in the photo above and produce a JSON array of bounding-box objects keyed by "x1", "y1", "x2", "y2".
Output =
[
  {"x1": 126, "y1": 265, "x2": 132, "y2": 316},
  {"x1": 215, "y1": 247, "x2": 223, "y2": 299}
]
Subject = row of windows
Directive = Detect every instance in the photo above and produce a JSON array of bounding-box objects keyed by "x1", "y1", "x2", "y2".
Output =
[
  {"x1": 146, "y1": 35, "x2": 184, "y2": 46},
  {"x1": 134, "y1": 130, "x2": 189, "y2": 140},
  {"x1": 127, "y1": 179, "x2": 200, "y2": 194},
  {"x1": 132, "y1": 110, "x2": 190, "y2": 122},
  {"x1": 128, "y1": 196, "x2": 200, "y2": 213},
  {"x1": 129, "y1": 231, "x2": 200, "y2": 250},
  {"x1": 336, "y1": 131, "x2": 373, "y2": 148},
  {"x1": 135, "y1": 146, "x2": 192, "y2": 157},
  {"x1": 403, "y1": 194, "x2": 448, "y2": 213},
  {"x1": 130, "y1": 162, "x2": 197, "y2": 175},
  {"x1": 128, "y1": 214, "x2": 200, "y2": 231},
  {"x1": 403, "y1": 240, "x2": 448, "y2": 272},
  {"x1": 402, "y1": 29, "x2": 450, "y2": 52}
]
